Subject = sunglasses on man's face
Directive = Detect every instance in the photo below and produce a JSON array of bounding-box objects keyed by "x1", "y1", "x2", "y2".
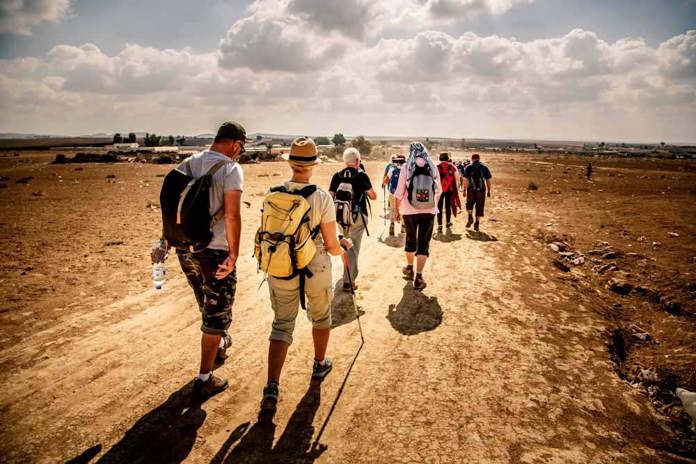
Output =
[{"x1": 237, "y1": 140, "x2": 245, "y2": 154}]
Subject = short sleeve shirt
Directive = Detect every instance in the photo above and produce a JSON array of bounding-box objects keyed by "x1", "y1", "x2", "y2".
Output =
[
  {"x1": 463, "y1": 161, "x2": 492, "y2": 191},
  {"x1": 284, "y1": 181, "x2": 335, "y2": 243},
  {"x1": 177, "y1": 150, "x2": 243, "y2": 251},
  {"x1": 329, "y1": 167, "x2": 373, "y2": 211}
]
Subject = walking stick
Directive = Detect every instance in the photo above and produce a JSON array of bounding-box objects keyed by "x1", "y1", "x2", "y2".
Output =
[{"x1": 310, "y1": 238, "x2": 365, "y2": 452}]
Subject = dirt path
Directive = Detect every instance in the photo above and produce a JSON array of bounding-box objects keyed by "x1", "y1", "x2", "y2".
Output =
[{"x1": 0, "y1": 160, "x2": 688, "y2": 463}]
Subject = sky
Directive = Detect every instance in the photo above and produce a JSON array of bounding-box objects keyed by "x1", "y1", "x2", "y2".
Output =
[{"x1": 0, "y1": 0, "x2": 695, "y2": 142}]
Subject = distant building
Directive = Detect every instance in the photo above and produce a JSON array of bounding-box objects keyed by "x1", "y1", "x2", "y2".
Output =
[{"x1": 112, "y1": 143, "x2": 139, "y2": 152}]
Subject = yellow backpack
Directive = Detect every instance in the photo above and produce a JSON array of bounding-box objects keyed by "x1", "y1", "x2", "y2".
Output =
[{"x1": 254, "y1": 184, "x2": 319, "y2": 279}]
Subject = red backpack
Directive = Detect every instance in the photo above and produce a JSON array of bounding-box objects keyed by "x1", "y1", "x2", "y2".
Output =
[{"x1": 438, "y1": 162, "x2": 456, "y2": 193}]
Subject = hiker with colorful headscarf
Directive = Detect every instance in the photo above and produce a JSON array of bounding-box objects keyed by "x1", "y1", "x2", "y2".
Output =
[
  {"x1": 436, "y1": 152, "x2": 461, "y2": 234},
  {"x1": 393, "y1": 142, "x2": 441, "y2": 290}
]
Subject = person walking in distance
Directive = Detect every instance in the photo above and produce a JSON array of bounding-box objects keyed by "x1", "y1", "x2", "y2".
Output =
[
  {"x1": 155, "y1": 121, "x2": 246, "y2": 399},
  {"x1": 436, "y1": 152, "x2": 461, "y2": 234},
  {"x1": 462, "y1": 153, "x2": 492, "y2": 232},
  {"x1": 382, "y1": 154, "x2": 406, "y2": 236},
  {"x1": 393, "y1": 142, "x2": 441, "y2": 290},
  {"x1": 329, "y1": 147, "x2": 377, "y2": 291},
  {"x1": 256, "y1": 137, "x2": 352, "y2": 412}
]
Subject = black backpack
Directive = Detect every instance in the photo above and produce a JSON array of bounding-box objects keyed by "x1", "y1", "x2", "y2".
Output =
[
  {"x1": 334, "y1": 168, "x2": 370, "y2": 234},
  {"x1": 160, "y1": 160, "x2": 228, "y2": 252},
  {"x1": 468, "y1": 164, "x2": 486, "y2": 191}
]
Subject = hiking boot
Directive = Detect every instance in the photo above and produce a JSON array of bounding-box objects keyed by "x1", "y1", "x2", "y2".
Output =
[
  {"x1": 215, "y1": 333, "x2": 232, "y2": 366},
  {"x1": 466, "y1": 216, "x2": 474, "y2": 228},
  {"x1": 436, "y1": 225, "x2": 442, "y2": 234},
  {"x1": 446, "y1": 222, "x2": 453, "y2": 229},
  {"x1": 260, "y1": 382, "x2": 279, "y2": 412},
  {"x1": 474, "y1": 221, "x2": 480, "y2": 232},
  {"x1": 312, "y1": 358, "x2": 333, "y2": 379},
  {"x1": 414, "y1": 274, "x2": 427, "y2": 290},
  {"x1": 193, "y1": 374, "x2": 228, "y2": 399},
  {"x1": 402, "y1": 265, "x2": 414, "y2": 280},
  {"x1": 389, "y1": 223, "x2": 395, "y2": 236}
]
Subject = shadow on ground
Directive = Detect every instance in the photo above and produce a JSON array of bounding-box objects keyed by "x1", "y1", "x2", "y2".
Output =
[
  {"x1": 67, "y1": 381, "x2": 207, "y2": 464},
  {"x1": 433, "y1": 230, "x2": 463, "y2": 242},
  {"x1": 212, "y1": 381, "x2": 326, "y2": 463},
  {"x1": 466, "y1": 230, "x2": 498, "y2": 242},
  {"x1": 331, "y1": 281, "x2": 365, "y2": 329},
  {"x1": 378, "y1": 234, "x2": 405, "y2": 248},
  {"x1": 387, "y1": 283, "x2": 443, "y2": 335}
]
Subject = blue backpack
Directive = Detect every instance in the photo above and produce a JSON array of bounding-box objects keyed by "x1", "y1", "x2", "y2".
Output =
[{"x1": 388, "y1": 164, "x2": 401, "y2": 194}]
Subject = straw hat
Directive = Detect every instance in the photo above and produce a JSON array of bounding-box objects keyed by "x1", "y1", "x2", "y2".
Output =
[{"x1": 282, "y1": 137, "x2": 321, "y2": 166}]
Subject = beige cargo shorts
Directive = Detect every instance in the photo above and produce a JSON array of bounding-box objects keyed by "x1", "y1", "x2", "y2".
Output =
[{"x1": 267, "y1": 246, "x2": 333, "y2": 345}]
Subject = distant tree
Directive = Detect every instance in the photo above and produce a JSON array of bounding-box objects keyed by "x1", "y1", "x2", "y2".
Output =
[
  {"x1": 176, "y1": 136, "x2": 186, "y2": 146},
  {"x1": 352, "y1": 136, "x2": 373, "y2": 156},
  {"x1": 127, "y1": 132, "x2": 136, "y2": 143},
  {"x1": 315, "y1": 136, "x2": 331, "y2": 145},
  {"x1": 424, "y1": 137, "x2": 434, "y2": 151},
  {"x1": 459, "y1": 138, "x2": 467, "y2": 149},
  {"x1": 167, "y1": 135, "x2": 175, "y2": 146},
  {"x1": 144, "y1": 133, "x2": 162, "y2": 147},
  {"x1": 112, "y1": 133, "x2": 123, "y2": 144},
  {"x1": 660, "y1": 141, "x2": 665, "y2": 148},
  {"x1": 332, "y1": 133, "x2": 346, "y2": 146},
  {"x1": 256, "y1": 135, "x2": 263, "y2": 141}
]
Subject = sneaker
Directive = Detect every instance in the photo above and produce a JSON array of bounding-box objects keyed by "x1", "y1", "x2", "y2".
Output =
[
  {"x1": 474, "y1": 221, "x2": 480, "y2": 232},
  {"x1": 446, "y1": 222, "x2": 453, "y2": 229},
  {"x1": 436, "y1": 225, "x2": 442, "y2": 234},
  {"x1": 260, "y1": 382, "x2": 279, "y2": 412},
  {"x1": 389, "y1": 223, "x2": 395, "y2": 236},
  {"x1": 466, "y1": 216, "x2": 473, "y2": 228},
  {"x1": 215, "y1": 333, "x2": 232, "y2": 365},
  {"x1": 402, "y1": 265, "x2": 414, "y2": 280},
  {"x1": 193, "y1": 374, "x2": 228, "y2": 399},
  {"x1": 312, "y1": 358, "x2": 333, "y2": 379},
  {"x1": 414, "y1": 274, "x2": 427, "y2": 290}
]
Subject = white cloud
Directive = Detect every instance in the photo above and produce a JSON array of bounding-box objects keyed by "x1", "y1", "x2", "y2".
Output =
[
  {"x1": 218, "y1": 12, "x2": 347, "y2": 72},
  {"x1": 0, "y1": 0, "x2": 70, "y2": 35},
  {"x1": 427, "y1": 0, "x2": 534, "y2": 19},
  {"x1": 287, "y1": 0, "x2": 372, "y2": 39}
]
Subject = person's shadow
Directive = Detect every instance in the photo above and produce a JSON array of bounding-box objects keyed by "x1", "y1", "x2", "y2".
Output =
[
  {"x1": 331, "y1": 281, "x2": 365, "y2": 329},
  {"x1": 433, "y1": 230, "x2": 462, "y2": 242},
  {"x1": 378, "y1": 234, "x2": 405, "y2": 248},
  {"x1": 387, "y1": 283, "x2": 443, "y2": 335},
  {"x1": 212, "y1": 381, "x2": 326, "y2": 463},
  {"x1": 466, "y1": 230, "x2": 498, "y2": 242},
  {"x1": 65, "y1": 381, "x2": 207, "y2": 464}
]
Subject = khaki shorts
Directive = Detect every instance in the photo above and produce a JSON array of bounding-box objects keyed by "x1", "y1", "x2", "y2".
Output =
[{"x1": 267, "y1": 246, "x2": 333, "y2": 345}]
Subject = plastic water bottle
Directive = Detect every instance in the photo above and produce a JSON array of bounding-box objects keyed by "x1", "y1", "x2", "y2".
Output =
[{"x1": 151, "y1": 240, "x2": 167, "y2": 290}]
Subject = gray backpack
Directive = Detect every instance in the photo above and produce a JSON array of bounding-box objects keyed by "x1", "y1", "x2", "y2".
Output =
[{"x1": 407, "y1": 162, "x2": 436, "y2": 209}]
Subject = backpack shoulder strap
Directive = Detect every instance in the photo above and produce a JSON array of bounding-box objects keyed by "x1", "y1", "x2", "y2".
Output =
[
  {"x1": 269, "y1": 184, "x2": 289, "y2": 194},
  {"x1": 207, "y1": 160, "x2": 230, "y2": 177},
  {"x1": 296, "y1": 185, "x2": 317, "y2": 198}
]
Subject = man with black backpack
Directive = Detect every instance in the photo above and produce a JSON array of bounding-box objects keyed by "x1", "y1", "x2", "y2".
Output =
[
  {"x1": 155, "y1": 121, "x2": 245, "y2": 399},
  {"x1": 382, "y1": 154, "x2": 406, "y2": 236},
  {"x1": 329, "y1": 147, "x2": 377, "y2": 291},
  {"x1": 462, "y1": 153, "x2": 492, "y2": 232}
]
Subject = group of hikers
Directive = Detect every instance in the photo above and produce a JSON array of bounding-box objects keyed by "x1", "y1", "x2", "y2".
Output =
[{"x1": 153, "y1": 121, "x2": 493, "y2": 411}]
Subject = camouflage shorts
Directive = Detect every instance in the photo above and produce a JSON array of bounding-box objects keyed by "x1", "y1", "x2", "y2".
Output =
[{"x1": 177, "y1": 248, "x2": 236, "y2": 336}]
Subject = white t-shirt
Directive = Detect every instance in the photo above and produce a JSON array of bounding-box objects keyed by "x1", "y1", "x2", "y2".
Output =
[{"x1": 177, "y1": 150, "x2": 244, "y2": 251}]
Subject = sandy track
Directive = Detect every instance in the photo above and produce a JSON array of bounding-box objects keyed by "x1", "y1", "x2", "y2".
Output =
[{"x1": 1, "y1": 159, "x2": 691, "y2": 463}]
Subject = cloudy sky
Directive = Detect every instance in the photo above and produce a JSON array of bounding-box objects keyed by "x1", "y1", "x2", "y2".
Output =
[{"x1": 1, "y1": 0, "x2": 695, "y2": 142}]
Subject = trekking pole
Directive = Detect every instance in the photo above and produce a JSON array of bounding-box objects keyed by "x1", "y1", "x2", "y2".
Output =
[
  {"x1": 311, "y1": 240, "x2": 365, "y2": 452},
  {"x1": 338, "y1": 235, "x2": 364, "y2": 343}
]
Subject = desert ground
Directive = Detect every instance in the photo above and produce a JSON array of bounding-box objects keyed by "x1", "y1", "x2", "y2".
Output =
[{"x1": 0, "y1": 149, "x2": 694, "y2": 463}]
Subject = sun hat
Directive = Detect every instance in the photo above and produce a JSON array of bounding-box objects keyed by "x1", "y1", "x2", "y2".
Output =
[{"x1": 282, "y1": 137, "x2": 321, "y2": 165}]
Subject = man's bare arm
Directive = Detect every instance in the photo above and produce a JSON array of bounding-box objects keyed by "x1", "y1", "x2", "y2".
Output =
[{"x1": 215, "y1": 189, "x2": 242, "y2": 279}]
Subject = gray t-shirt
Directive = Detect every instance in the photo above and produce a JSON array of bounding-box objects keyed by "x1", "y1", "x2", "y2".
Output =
[{"x1": 177, "y1": 150, "x2": 243, "y2": 251}]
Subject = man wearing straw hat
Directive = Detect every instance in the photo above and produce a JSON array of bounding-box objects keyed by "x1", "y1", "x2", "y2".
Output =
[{"x1": 260, "y1": 137, "x2": 352, "y2": 412}]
